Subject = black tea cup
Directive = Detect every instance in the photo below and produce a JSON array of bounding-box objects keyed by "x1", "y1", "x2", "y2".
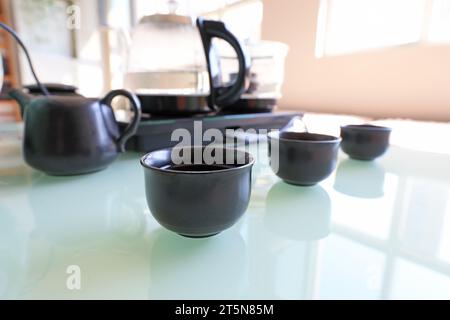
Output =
[
  {"x1": 340, "y1": 124, "x2": 392, "y2": 161},
  {"x1": 268, "y1": 131, "x2": 341, "y2": 186},
  {"x1": 141, "y1": 146, "x2": 254, "y2": 238}
]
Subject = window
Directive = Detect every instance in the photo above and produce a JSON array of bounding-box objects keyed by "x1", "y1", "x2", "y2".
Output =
[
  {"x1": 428, "y1": 0, "x2": 450, "y2": 43},
  {"x1": 316, "y1": 0, "x2": 450, "y2": 58}
]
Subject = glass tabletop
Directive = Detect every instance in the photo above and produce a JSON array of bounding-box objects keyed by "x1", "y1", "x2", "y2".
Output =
[{"x1": 1, "y1": 118, "x2": 450, "y2": 300}]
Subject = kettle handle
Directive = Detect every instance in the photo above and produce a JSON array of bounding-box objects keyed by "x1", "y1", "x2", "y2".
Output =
[
  {"x1": 197, "y1": 18, "x2": 250, "y2": 109},
  {"x1": 101, "y1": 89, "x2": 142, "y2": 152}
]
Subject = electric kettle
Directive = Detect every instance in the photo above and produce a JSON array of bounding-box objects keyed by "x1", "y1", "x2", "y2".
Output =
[
  {"x1": 124, "y1": 0, "x2": 250, "y2": 115},
  {"x1": 221, "y1": 41, "x2": 289, "y2": 113}
]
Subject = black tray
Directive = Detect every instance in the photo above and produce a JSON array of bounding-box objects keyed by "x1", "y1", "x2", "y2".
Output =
[{"x1": 119, "y1": 111, "x2": 303, "y2": 152}]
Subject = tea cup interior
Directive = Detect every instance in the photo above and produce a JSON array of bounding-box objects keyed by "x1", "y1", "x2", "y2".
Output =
[
  {"x1": 270, "y1": 131, "x2": 341, "y2": 143},
  {"x1": 141, "y1": 147, "x2": 254, "y2": 173},
  {"x1": 279, "y1": 132, "x2": 339, "y2": 142},
  {"x1": 341, "y1": 124, "x2": 392, "y2": 132}
]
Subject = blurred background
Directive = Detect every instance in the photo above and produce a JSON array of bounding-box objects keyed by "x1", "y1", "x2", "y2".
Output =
[{"x1": 0, "y1": 0, "x2": 449, "y2": 121}]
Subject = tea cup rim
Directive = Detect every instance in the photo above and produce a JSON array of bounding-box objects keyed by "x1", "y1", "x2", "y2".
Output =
[
  {"x1": 341, "y1": 124, "x2": 392, "y2": 132},
  {"x1": 268, "y1": 131, "x2": 341, "y2": 144},
  {"x1": 140, "y1": 146, "x2": 255, "y2": 174}
]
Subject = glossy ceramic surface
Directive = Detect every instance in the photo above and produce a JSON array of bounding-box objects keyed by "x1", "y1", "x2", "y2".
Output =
[
  {"x1": 2, "y1": 117, "x2": 450, "y2": 299},
  {"x1": 141, "y1": 147, "x2": 254, "y2": 238},
  {"x1": 268, "y1": 131, "x2": 341, "y2": 186},
  {"x1": 340, "y1": 124, "x2": 391, "y2": 161},
  {"x1": 9, "y1": 89, "x2": 141, "y2": 176}
]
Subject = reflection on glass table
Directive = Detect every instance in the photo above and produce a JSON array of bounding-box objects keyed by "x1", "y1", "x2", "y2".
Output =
[
  {"x1": 1, "y1": 117, "x2": 450, "y2": 299},
  {"x1": 148, "y1": 229, "x2": 247, "y2": 299},
  {"x1": 265, "y1": 182, "x2": 331, "y2": 241},
  {"x1": 334, "y1": 159, "x2": 386, "y2": 199}
]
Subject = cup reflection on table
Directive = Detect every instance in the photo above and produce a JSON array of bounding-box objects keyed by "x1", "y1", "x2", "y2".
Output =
[
  {"x1": 28, "y1": 169, "x2": 146, "y2": 248},
  {"x1": 333, "y1": 159, "x2": 386, "y2": 199},
  {"x1": 264, "y1": 181, "x2": 332, "y2": 241},
  {"x1": 148, "y1": 229, "x2": 247, "y2": 299}
]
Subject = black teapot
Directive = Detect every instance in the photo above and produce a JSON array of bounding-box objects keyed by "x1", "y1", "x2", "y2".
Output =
[{"x1": 10, "y1": 89, "x2": 141, "y2": 176}]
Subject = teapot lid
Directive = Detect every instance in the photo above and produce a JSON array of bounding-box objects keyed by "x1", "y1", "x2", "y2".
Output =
[{"x1": 24, "y1": 83, "x2": 78, "y2": 94}]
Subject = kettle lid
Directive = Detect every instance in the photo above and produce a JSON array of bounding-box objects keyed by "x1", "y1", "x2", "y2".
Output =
[
  {"x1": 138, "y1": 0, "x2": 193, "y2": 25},
  {"x1": 139, "y1": 13, "x2": 192, "y2": 25}
]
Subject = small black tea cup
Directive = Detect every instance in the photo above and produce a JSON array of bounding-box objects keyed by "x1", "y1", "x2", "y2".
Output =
[
  {"x1": 340, "y1": 124, "x2": 392, "y2": 161},
  {"x1": 268, "y1": 131, "x2": 341, "y2": 186},
  {"x1": 140, "y1": 146, "x2": 254, "y2": 238}
]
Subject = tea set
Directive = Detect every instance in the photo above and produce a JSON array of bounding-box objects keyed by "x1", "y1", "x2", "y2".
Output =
[
  {"x1": 1, "y1": 20, "x2": 392, "y2": 238},
  {"x1": 11, "y1": 89, "x2": 141, "y2": 176}
]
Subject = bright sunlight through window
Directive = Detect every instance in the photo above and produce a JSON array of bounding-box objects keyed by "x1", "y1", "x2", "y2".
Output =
[{"x1": 316, "y1": 0, "x2": 450, "y2": 58}]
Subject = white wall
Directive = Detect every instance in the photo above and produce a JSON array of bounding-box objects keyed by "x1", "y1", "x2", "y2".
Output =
[{"x1": 262, "y1": 0, "x2": 450, "y2": 121}]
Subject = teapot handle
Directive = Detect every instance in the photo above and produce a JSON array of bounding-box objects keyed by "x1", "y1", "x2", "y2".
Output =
[
  {"x1": 101, "y1": 89, "x2": 142, "y2": 152},
  {"x1": 197, "y1": 18, "x2": 250, "y2": 109}
]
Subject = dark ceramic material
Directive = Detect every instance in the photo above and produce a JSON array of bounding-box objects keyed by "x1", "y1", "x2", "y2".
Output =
[
  {"x1": 24, "y1": 83, "x2": 81, "y2": 96},
  {"x1": 340, "y1": 124, "x2": 392, "y2": 161},
  {"x1": 18, "y1": 83, "x2": 84, "y2": 117},
  {"x1": 141, "y1": 147, "x2": 254, "y2": 238},
  {"x1": 9, "y1": 89, "x2": 141, "y2": 176},
  {"x1": 268, "y1": 131, "x2": 341, "y2": 186}
]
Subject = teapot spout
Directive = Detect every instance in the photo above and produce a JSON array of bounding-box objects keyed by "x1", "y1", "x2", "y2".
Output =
[{"x1": 9, "y1": 89, "x2": 33, "y2": 116}]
